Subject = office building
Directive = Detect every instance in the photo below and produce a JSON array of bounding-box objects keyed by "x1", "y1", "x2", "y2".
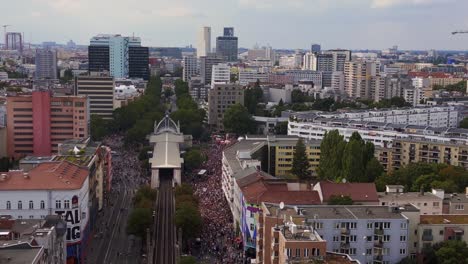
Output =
[
  {"x1": 258, "y1": 203, "x2": 414, "y2": 264},
  {"x1": 6, "y1": 91, "x2": 88, "y2": 158},
  {"x1": 75, "y1": 75, "x2": 115, "y2": 119},
  {"x1": 0, "y1": 161, "x2": 90, "y2": 262},
  {"x1": 283, "y1": 70, "x2": 322, "y2": 88},
  {"x1": 182, "y1": 55, "x2": 198, "y2": 82},
  {"x1": 200, "y1": 53, "x2": 225, "y2": 85},
  {"x1": 247, "y1": 46, "x2": 275, "y2": 63},
  {"x1": 35, "y1": 48, "x2": 58, "y2": 80},
  {"x1": 311, "y1": 43, "x2": 321, "y2": 53},
  {"x1": 321, "y1": 49, "x2": 352, "y2": 72},
  {"x1": 5, "y1": 32, "x2": 23, "y2": 52},
  {"x1": 188, "y1": 77, "x2": 208, "y2": 101},
  {"x1": 211, "y1": 63, "x2": 230, "y2": 85},
  {"x1": 197, "y1": 26, "x2": 211, "y2": 58},
  {"x1": 238, "y1": 68, "x2": 269, "y2": 85},
  {"x1": 88, "y1": 34, "x2": 149, "y2": 79},
  {"x1": 216, "y1": 27, "x2": 238, "y2": 61},
  {"x1": 208, "y1": 83, "x2": 244, "y2": 130},
  {"x1": 128, "y1": 46, "x2": 149, "y2": 80}
]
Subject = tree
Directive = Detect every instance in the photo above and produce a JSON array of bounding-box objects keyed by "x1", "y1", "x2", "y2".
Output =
[
  {"x1": 318, "y1": 130, "x2": 346, "y2": 181},
  {"x1": 164, "y1": 88, "x2": 174, "y2": 98},
  {"x1": 134, "y1": 185, "x2": 157, "y2": 208},
  {"x1": 127, "y1": 208, "x2": 152, "y2": 237},
  {"x1": 175, "y1": 183, "x2": 194, "y2": 197},
  {"x1": 184, "y1": 149, "x2": 206, "y2": 172},
  {"x1": 223, "y1": 104, "x2": 255, "y2": 134},
  {"x1": 342, "y1": 138, "x2": 365, "y2": 182},
  {"x1": 244, "y1": 85, "x2": 264, "y2": 114},
  {"x1": 274, "y1": 122, "x2": 288, "y2": 135},
  {"x1": 328, "y1": 195, "x2": 353, "y2": 205},
  {"x1": 290, "y1": 138, "x2": 311, "y2": 180},
  {"x1": 365, "y1": 158, "x2": 384, "y2": 182},
  {"x1": 90, "y1": 115, "x2": 108, "y2": 141},
  {"x1": 435, "y1": 240, "x2": 468, "y2": 264},
  {"x1": 460, "y1": 117, "x2": 468, "y2": 128},
  {"x1": 180, "y1": 256, "x2": 197, "y2": 264},
  {"x1": 175, "y1": 203, "x2": 202, "y2": 240}
]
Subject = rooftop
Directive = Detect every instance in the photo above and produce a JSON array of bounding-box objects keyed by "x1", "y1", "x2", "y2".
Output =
[
  {"x1": 420, "y1": 215, "x2": 468, "y2": 225},
  {"x1": 0, "y1": 247, "x2": 43, "y2": 264},
  {"x1": 316, "y1": 181, "x2": 379, "y2": 203},
  {"x1": 379, "y1": 192, "x2": 442, "y2": 201},
  {"x1": 0, "y1": 161, "x2": 88, "y2": 190}
]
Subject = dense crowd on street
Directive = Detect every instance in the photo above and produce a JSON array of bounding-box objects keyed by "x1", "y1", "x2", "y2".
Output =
[{"x1": 188, "y1": 137, "x2": 244, "y2": 264}]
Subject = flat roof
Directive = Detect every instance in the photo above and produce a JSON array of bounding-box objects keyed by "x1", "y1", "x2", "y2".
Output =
[
  {"x1": 379, "y1": 192, "x2": 442, "y2": 201},
  {"x1": 0, "y1": 248, "x2": 42, "y2": 264},
  {"x1": 420, "y1": 215, "x2": 468, "y2": 225},
  {"x1": 149, "y1": 132, "x2": 183, "y2": 168}
]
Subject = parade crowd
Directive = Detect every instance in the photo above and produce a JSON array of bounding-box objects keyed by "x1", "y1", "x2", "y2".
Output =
[{"x1": 189, "y1": 139, "x2": 245, "y2": 264}]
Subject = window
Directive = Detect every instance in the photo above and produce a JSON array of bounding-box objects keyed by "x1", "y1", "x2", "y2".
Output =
[
  {"x1": 29, "y1": 215, "x2": 34, "y2": 219},
  {"x1": 250, "y1": 224, "x2": 254, "y2": 231},
  {"x1": 40, "y1": 215, "x2": 45, "y2": 219},
  {"x1": 366, "y1": 248, "x2": 373, "y2": 255},
  {"x1": 314, "y1": 222, "x2": 323, "y2": 229},
  {"x1": 367, "y1": 236, "x2": 372, "y2": 242},
  {"x1": 401, "y1": 223, "x2": 408, "y2": 229},
  {"x1": 64, "y1": 200, "x2": 70, "y2": 209},
  {"x1": 383, "y1": 235, "x2": 390, "y2": 242},
  {"x1": 439, "y1": 230, "x2": 444, "y2": 235},
  {"x1": 400, "y1": 235, "x2": 407, "y2": 242},
  {"x1": 350, "y1": 235, "x2": 357, "y2": 242},
  {"x1": 335, "y1": 223, "x2": 340, "y2": 229},
  {"x1": 304, "y1": 248, "x2": 309, "y2": 257},
  {"x1": 29, "y1": 200, "x2": 34, "y2": 209},
  {"x1": 382, "y1": 248, "x2": 389, "y2": 255},
  {"x1": 333, "y1": 236, "x2": 339, "y2": 242},
  {"x1": 350, "y1": 222, "x2": 357, "y2": 229},
  {"x1": 40, "y1": 201, "x2": 45, "y2": 209},
  {"x1": 367, "y1": 222, "x2": 373, "y2": 229},
  {"x1": 400, "y1": 248, "x2": 407, "y2": 255},
  {"x1": 6, "y1": 201, "x2": 11, "y2": 210},
  {"x1": 433, "y1": 202, "x2": 440, "y2": 207},
  {"x1": 349, "y1": 248, "x2": 356, "y2": 255},
  {"x1": 286, "y1": 248, "x2": 291, "y2": 257},
  {"x1": 383, "y1": 222, "x2": 391, "y2": 229},
  {"x1": 455, "y1": 204, "x2": 464, "y2": 210},
  {"x1": 296, "y1": 248, "x2": 301, "y2": 257},
  {"x1": 17, "y1": 215, "x2": 23, "y2": 219},
  {"x1": 56, "y1": 200, "x2": 61, "y2": 209},
  {"x1": 18, "y1": 201, "x2": 22, "y2": 210},
  {"x1": 424, "y1": 203, "x2": 427, "y2": 206}
]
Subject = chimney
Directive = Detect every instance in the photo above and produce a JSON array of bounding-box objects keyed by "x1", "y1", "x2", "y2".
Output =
[{"x1": 420, "y1": 187, "x2": 424, "y2": 196}]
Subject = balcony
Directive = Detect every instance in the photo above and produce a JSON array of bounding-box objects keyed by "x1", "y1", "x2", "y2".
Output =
[
  {"x1": 374, "y1": 240, "x2": 383, "y2": 248},
  {"x1": 374, "y1": 255, "x2": 383, "y2": 263},
  {"x1": 374, "y1": 229, "x2": 384, "y2": 236},
  {"x1": 340, "y1": 242, "x2": 350, "y2": 249},
  {"x1": 422, "y1": 234, "x2": 433, "y2": 241},
  {"x1": 341, "y1": 228, "x2": 350, "y2": 235}
]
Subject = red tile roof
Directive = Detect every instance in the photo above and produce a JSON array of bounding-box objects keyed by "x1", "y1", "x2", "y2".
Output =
[
  {"x1": 408, "y1": 72, "x2": 453, "y2": 78},
  {"x1": 238, "y1": 172, "x2": 321, "y2": 205},
  {"x1": 316, "y1": 181, "x2": 379, "y2": 203},
  {"x1": 0, "y1": 161, "x2": 88, "y2": 190}
]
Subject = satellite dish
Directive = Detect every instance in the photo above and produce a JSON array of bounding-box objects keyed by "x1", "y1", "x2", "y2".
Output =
[{"x1": 279, "y1": 202, "x2": 285, "y2": 210}]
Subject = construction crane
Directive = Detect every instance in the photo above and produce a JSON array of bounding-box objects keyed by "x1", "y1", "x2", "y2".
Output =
[{"x1": 452, "y1": 30, "x2": 468, "y2": 35}]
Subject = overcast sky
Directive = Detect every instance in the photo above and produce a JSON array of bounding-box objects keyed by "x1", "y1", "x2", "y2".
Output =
[{"x1": 4, "y1": 0, "x2": 468, "y2": 50}]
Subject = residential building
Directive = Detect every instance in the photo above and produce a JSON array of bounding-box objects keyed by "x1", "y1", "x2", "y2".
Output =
[
  {"x1": 247, "y1": 46, "x2": 275, "y2": 63},
  {"x1": 443, "y1": 190, "x2": 468, "y2": 214},
  {"x1": 238, "y1": 68, "x2": 269, "y2": 85},
  {"x1": 200, "y1": 53, "x2": 225, "y2": 85},
  {"x1": 5, "y1": 32, "x2": 23, "y2": 52},
  {"x1": 207, "y1": 83, "x2": 244, "y2": 130},
  {"x1": 211, "y1": 63, "x2": 230, "y2": 85},
  {"x1": 418, "y1": 215, "x2": 468, "y2": 253},
  {"x1": 216, "y1": 27, "x2": 238, "y2": 61},
  {"x1": 35, "y1": 48, "x2": 58, "y2": 80},
  {"x1": 188, "y1": 77, "x2": 209, "y2": 101},
  {"x1": 253, "y1": 116, "x2": 289, "y2": 135},
  {"x1": 197, "y1": 26, "x2": 211, "y2": 58},
  {"x1": 283, "y1": 70, "x2": 322, "y2": 88},
  {"x1": 313, "y1": 181, "x2": 379, "y2": 205},
  {"x1": 288, "y1": 107, "x2": 467, "y2": 148},
  {"x1": 302, "y1": 52, "x2": 317, "y2": 71},
  {"x1": 88, "y1": 34, "x2": 149, "y2": 79},
  {"x1": 182, "y1": 55, "x2": 198, "y2": 82},
  {"x1": 0, "y1": 216, "x2": 67, "y2": 264},
  {"x1": 331, "y1": 71, "x2": 344, "y2": 93},
  {"x1": 378, "y1": 185, "x2": 444, "y2": 215},
  {"x1": 321, "y1": 49, "x2": 352, "y2": 72},
  {"x1": 344, "y1": 60, "x2": 380, "y2": 99},
  {"x1": 0, "y1": 161, "x2": 90, "y2": 262},
  {"x1": 258, "y1": 203, "x2": 413, "y2": 264},
  {"x1": 6, "y1": 91, "x2": 88, "y2": 158},
  {"x1": 75, "y1": 75, "x2": 115, "y2": 119}
]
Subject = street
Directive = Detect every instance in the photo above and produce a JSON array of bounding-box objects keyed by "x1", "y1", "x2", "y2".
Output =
[{"x1": 85, "y1": 135, "x2": 149, "y2": 264}]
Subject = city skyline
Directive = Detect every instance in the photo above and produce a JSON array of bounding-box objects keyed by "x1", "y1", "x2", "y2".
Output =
[{"x1": 3, "y1": 0, "x2": 468, "y2": 50}]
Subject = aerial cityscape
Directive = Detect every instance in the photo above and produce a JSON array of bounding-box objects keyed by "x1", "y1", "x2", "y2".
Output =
[{"x1": 1, "y1": 1, "x2": 468, "y2": 264}]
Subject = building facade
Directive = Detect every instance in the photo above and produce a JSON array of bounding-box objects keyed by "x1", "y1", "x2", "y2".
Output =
[
  {"x1": 200, "y1": 53, "x2": 225, "y2": 85},
  {"x1": 216, "y1": 27, "x2": 238, "y2": 61},
  {"x1": 208, "y1": 83, "x2": 244, "y2": 130},
  {"x1": 197, "y1": 26, "x2": 211, "y2": 58},
  {"x1": 75, "y1": 75, "x2": 114, "y2": 119},
  {"x1": 211, "y1": 63, "x2": 230, "y2": 85},
  {"x1": 6, "y1": 91, "x2": 89, "y2": 158},
  {"x1": 182, "y1": 55, "x2": 198, "y2": 82},
  {"x1": 35, "y1": 48, "x2": 58, "y2": 80},
  {"x1": 5, "y1": 32, "x2": 23, "y2": 52}
]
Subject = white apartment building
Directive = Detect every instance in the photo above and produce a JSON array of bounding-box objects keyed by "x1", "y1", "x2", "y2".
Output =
[
  {"x1": 283, "y1": 70, "x2": 323, "y2": 88},
  {"x1": 197, "y1": 26, "x2": 211, "y2": 58},
  {"x1": 211, "y1": 63, "x2": 230, "y2": 85},
  {"x1": 404, "y1": 87, "x2": 424, "y2": 107},
  {"x1": 182, "y1": 55, "x2": 198, "y2": 82},
  {"x1": 412, "y1": 77, "x2": 430, "y2": 89},
  {"x1": 302, "y1": 52, "x2": 317, "y2": 70},
  {"x1": 0, "y1": 161, "x2": 90, "y2": 261},
  {"x1": 344, "y1": 60, "x2": 381, "y2": 99}
]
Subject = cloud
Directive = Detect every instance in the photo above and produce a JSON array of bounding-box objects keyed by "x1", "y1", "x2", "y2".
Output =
[
  {"x1": 371, "y1": 0, "x2": 444, "y2": 8},
  {"x1": 238, "y1": 0, "x2": 306, "y2": 10}
]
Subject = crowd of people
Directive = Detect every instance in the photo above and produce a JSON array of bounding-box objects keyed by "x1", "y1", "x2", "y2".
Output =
[{"x1": 188, "y1": 138, "x2": 245, "y2": 264}]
